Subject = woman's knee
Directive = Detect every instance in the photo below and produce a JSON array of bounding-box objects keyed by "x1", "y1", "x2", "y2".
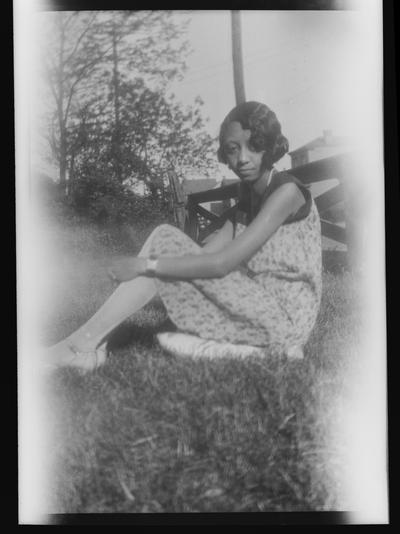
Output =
[
  {"x1": 147, "y1": 224, "x2": 197, "y2": 257},
  {"x1": 155, "y1": 223, "x2": 179, "y2": 236},
  {"x1": 150, "y1": 224, "x2": 183, "y2": 245}
]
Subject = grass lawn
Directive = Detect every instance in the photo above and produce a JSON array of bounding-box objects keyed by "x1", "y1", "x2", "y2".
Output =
[{"x1": 36, "y1": 212, "x2": 365, "y2": 514}]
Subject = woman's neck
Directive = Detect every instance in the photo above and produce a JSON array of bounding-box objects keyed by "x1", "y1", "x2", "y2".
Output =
[{"x1": 251, "y1": 166, "x2": 274, "y2": 198}]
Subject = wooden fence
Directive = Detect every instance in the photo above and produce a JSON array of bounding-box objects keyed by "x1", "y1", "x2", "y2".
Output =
[{"x1": 169, "y1": 152, "x2": 360, "y2": 264}]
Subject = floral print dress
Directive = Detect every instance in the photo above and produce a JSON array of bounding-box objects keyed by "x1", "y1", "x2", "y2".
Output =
[{"x1": 148, "y1": 171, "x2": 322, "y2": 354}]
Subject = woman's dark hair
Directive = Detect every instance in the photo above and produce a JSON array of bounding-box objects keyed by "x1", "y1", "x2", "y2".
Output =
[{"x1": 217, "y1": 101, "x2": 289, "y2": 169}]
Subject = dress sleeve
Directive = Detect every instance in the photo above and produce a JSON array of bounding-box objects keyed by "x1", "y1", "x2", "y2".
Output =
[{"x1": 267, "y1": 172, "x2": 312, "y2": 224}]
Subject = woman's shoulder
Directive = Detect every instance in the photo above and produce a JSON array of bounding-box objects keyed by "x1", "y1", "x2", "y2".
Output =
[
  {"x1": 269, "y1": 170, "x2": 306, "y2": 192},
  {"x1": 269, "y1": 170, "x2": 313, "y2": 224}
]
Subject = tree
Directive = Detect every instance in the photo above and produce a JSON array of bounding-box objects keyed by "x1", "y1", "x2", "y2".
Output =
[
  {"x1": 39, "y1": 11, "x2": 218, "y2": 221},
  {"x1": 40, "y1": 11, "x2": 107, "y2": 194},
  {"x1": 91, "y1": 11, "x2": 191, "y2": 185},
  {"x1": 66, "y1": 78, "x2": 216, "y2": 220}
]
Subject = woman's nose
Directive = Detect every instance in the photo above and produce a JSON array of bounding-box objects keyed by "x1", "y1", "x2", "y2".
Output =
[{"x1": 238, "y1": 146, "x2": 250, "y2": 164}]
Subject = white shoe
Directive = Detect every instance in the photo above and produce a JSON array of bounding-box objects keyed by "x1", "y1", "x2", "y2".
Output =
[{"x1": 157, "y1": 332, "x2": 265, "y2": 360}]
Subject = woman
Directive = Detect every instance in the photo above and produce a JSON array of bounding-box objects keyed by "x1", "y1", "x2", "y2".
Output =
[{"x1": 46, "y1": 101, "x2": 322, "y2": 371}]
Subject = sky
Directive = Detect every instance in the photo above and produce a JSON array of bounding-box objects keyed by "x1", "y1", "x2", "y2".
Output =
[{"x1": 168, "y1": 7, "x2": 381, "y2": 173}]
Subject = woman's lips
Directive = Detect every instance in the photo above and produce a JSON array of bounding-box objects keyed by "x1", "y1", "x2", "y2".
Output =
[{"x1": 239, "y1": 168, "x2": 255, "y2": 177}]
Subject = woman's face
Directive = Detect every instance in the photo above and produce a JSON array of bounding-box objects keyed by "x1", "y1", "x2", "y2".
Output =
[{"x1": 221, "y1": 121, "x2": 266, "y2": 183}]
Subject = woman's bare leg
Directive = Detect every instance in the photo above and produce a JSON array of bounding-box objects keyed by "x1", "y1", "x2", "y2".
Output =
[
  {"x1": 67, "y1": 276, "x2": 157, "y2": 351},
  {"x1": 46, "y1": 227, "x2": 160, "y2": 367}
]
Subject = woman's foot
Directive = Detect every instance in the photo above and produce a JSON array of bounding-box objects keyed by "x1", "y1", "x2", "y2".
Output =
[
  {"x1": 157, "y1": 332, "x2": 265, "y2": 359},
  {"x1": 42, "y1": 339, "x2": 107, "y2": 374}
]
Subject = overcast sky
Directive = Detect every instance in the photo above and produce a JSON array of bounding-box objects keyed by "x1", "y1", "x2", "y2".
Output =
[{"x1": 169, "y1": 7, "x2": 381, "y2": 172}]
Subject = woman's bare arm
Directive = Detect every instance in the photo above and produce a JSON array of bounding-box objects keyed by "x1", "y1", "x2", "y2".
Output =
[
  {"x1": 151, "y1": 183, "x2": 305, "y2": 279},
  {"x1": 200, "y1": 220, "x2": 234, "y2": 253}
]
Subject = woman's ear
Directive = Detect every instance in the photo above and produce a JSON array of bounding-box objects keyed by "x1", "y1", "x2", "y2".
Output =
[
  {"x1": 261, "y1": 150, "x2": 272, "y2": 170},
  {"x1": 217, "y1": 147, "x2": 226, "y2": 164},
  {"x1": 271, "y1": 135, "x2": 289, "y2": 163}
]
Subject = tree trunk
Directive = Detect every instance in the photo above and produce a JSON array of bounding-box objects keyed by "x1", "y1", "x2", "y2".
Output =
[
  {"x1": 68, "y1": 152, "x2": 76, "y2": 196},
  {"x1": 231, "y1": 11, "x2": 246, "y2": 105},
  {"x1": 57, "y1": 15, "x2": 67, "y2": 195},
  {"x1": 59, "y1": 131, "x2": 68, "y2": 194},
  {"x1": 112, "y1": 22, "x2": 122, "y2": 183}
]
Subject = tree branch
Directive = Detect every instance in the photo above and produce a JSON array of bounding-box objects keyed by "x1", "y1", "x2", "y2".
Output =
[{"x1": 63, "y1": 13, "x2": 98, "y2": 67}]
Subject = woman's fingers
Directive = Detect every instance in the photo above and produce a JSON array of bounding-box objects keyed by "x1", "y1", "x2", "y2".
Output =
[
  {"x1": 108, "y1": 266, "x2": 122, "y2": 284},
  {"x1": 107, "y1": 258, "x2": 136, "y2": 282}
]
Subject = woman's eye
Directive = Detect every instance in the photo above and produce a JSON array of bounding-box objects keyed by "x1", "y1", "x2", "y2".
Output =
[
  {"x1": 248, "y1": 135, "x2": 264, "y2": 152},
  {"x1": 247, "y1": 142, "x2": 258, "y2": 152},
  {"x1": 225, "y1": 146, "x2": 238, "y2": 155}
]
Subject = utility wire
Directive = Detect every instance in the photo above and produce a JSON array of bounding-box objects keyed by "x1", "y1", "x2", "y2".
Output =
[
  {"x1": 177, "y1": 51, "x2": 331, "y2": 112},
  {"x1": 179, "y1": 40, "x2": 301, "y2": 86},
  {"x1": 182, "y1": 38, "x2": 296, "y2": 80}
]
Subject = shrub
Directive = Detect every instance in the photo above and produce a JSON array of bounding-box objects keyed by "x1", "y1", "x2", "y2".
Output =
[{"x1": 67, "y1": 169, "x2": 170, "y2": 227}]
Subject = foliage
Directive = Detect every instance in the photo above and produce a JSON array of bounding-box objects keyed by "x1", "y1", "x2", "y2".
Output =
[
  {"x1": 65, "y1": 80, "x2": 215, "y2": 219},
  {"x1": 66, "y1": 169, "x2": 141, "y2": 225},
  {"x1": 39, "y1": 12, "x2": 107, "y2": 188},
  {"x1": 38, "y1": 10, "x2": 218, "y2": 221}
]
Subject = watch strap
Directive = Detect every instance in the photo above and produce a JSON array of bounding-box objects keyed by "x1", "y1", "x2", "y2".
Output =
[{"x1": 145, "y1": 256, "x2": 159, "y2": 276}]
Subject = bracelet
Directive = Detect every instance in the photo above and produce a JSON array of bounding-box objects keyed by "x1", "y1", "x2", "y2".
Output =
[{"x1": 145, "y1": 256, "x2": 159, "y2": 276}]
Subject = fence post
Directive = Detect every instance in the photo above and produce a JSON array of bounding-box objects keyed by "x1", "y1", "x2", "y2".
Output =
[
  {"x1": 340, "y1": 157, "x2": 365, "y2": 273},
  {"x1": 343, "y1": 182, "x2": 364, "y2": 273},
  {"x1": 168, "y1": 172, "x2": 187, "y2": 231},
  {"x1": 186, "y1": 198, "x2": 199, "y2": 241}
]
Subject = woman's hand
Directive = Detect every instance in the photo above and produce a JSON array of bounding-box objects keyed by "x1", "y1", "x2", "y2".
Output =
[{"x1": 108, "y1": 257, "x2": 146, "y2": 283}]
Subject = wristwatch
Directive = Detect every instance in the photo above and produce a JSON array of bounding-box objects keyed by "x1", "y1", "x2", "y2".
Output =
[{"x1": 145, "y1": 256, "x2": 159, "y2": 276}]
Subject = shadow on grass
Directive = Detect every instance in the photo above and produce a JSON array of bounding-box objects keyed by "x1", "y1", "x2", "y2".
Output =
[
  {"x1": 322, "y1": 250, "x2": 349, "y2": 274},
  {"x1": 107, "y1": 317, "x2": 176, "y2": 351}
]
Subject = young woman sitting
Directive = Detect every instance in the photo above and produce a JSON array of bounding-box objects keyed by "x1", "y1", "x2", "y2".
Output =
[{"x1": 45, "y1": 101, "x2": 322, "y2": 371}]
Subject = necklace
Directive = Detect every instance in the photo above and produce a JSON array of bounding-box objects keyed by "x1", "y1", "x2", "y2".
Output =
[
  {"x1": 258, "y1": 166, "x2": 275, "y2": 200},
  {"x1": 266, "y1": 166, "x2": 275, "y2": 187}
]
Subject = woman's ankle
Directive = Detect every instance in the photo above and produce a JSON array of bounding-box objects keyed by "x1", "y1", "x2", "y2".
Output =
[{"x1": 67, "y1": 331, "x2": 100, "y2": 352}]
